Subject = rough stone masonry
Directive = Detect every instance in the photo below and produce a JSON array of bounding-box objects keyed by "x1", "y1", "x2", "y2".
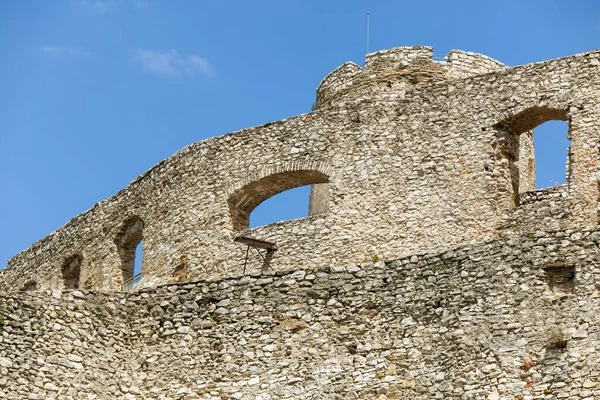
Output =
[{"x1": 1, "y1": 45, "x2": 600, "y2": 399}]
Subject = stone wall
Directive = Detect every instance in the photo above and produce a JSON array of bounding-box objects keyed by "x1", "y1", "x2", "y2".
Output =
[
  {"x1": 2, "y1": 46, "x2": 600, "y2": 293},
  {"x1": 2, "y1": 228, "x2": 600, "y2": 399},
  {"x1": 445, "y1": 49, "x2": 507, "y2": 79}
]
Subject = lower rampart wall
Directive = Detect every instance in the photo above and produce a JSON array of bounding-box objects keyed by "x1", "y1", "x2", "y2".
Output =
[{"x1": 2, "y1": 228, "x2": 600, "y2": 399}]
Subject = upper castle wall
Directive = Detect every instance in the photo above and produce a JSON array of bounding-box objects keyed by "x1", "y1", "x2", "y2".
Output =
[{"x1": 1, "y1": 47, "x2": 600, "y2": 293}]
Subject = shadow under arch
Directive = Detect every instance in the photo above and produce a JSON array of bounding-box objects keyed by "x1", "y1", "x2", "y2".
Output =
[
  {"x1": 227, "y1": 170, "x2": 330, "y2": 231},
  {"x1": 492, "y1": 105, "x2": 571, "y2": 212}
]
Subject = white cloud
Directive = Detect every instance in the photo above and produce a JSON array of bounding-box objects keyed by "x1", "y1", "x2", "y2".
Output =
[
  {"x1": 75, "y1": 0, "x2": 112, "y2": 14},
  {"x1": 131, "y1": 49, "x2": 213, "y2": 78},
  {"x1": 41, "y1": 46, "x2": 91, "y2": 58},
  {"x1": 133, "y1": 0, "x2": 149, "y2": 9},
  {"x1": 75, "y1": 0, "x2": 149, "y2": 14}
]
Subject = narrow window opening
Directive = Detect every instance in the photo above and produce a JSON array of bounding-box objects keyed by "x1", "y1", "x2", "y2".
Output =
[
  {"x1": 250, "y1": 185, "x2": 311, "y2": 228},
  {"x1": 134, "y1": 240, "x2": 143, "y2": 277},
  {"x1": 532, "y1": 120, "x2": 571, "y2": 190},
  {"x1": 114, "y1": 216, "x2": 144, "y2": 290},
  {"x1": 62, "y1": 254, "x2": 82, "y2": 289}
]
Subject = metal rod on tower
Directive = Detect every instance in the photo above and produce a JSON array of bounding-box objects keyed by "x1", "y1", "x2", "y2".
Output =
[{"x1": 366, "y1": 10, "x2": 370, "y2": 55}]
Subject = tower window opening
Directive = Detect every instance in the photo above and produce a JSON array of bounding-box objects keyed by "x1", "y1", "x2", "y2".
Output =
[
  {"x1": 493, "y1": 106, "x2": 570, "y2": 210},
  {"x1": 544, "y1": 264, "x2": 575, "y2": 293},
  {"x1": 532, "y1": 120, "x2": 571, "y2": 190}
]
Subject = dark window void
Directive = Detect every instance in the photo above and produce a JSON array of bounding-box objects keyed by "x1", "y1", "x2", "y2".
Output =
[
  {"x1": 544, "y1": 264, "x2": 575, "y2": 293},
  {"x1": 114, "y1": 216, "x2": 144, "y2": 284},
  {"x1": 228, "y1": 170, "x2": 330, "y2": 230},
  {"x1": 62, "y1": 254, "x2": 82, "y2": 289},
  {"x1": 21, "y1": 280, "x2": 37, "y2": 291},
  {"x1": 493, "y1": 107, "x2": 570, "y2": 209}
]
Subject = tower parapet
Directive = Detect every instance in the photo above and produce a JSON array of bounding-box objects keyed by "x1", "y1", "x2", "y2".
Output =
[
  {"x1": 316, "y1": 45, "x2": 507, "y2": 108},
  {"x1": 315, "y1": 62, "x2": 362, "y2": 109},
  {"x1": 445, "y1": 49, "x2": 507, "y2": 79}
]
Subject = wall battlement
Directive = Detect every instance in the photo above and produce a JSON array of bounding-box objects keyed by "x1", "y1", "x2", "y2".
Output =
[{"x1": 1, "y1": 46, "x2": 600, "y2": 297}]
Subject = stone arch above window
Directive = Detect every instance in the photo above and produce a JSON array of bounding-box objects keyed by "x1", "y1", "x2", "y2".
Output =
[
  {"x1": 227, "y1": 170, "x2": 330, "y2": 230},
  {"x1": 495, "y1": 106, "x2": 568, "y2": 135},
  {"x1": 61, "y1": 254, "x2": 82, "y2": 289},
  {"x1": 114, "y1": 216, "x2": 144, "y2": 285},
  {"x1": 492, "y1": 106, "x2": 571, "y2": 211}
]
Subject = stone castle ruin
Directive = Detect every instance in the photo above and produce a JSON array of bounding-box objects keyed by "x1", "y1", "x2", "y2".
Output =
[{"x1": 1, "y1": 46, "x2": 600, "y2": 399}]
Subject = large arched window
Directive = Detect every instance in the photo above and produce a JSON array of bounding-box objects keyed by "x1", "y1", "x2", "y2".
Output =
[
  {"x1": 228, "y1": 170, "x2": 329, "y2": 230},
  {"x1": 249, "y1": 185, "x2": 310, "y2": 227},
  {"x1": 61, "y1": 254, "x2": 82, "y2": 289},
  {"x1": 114, "y1": 216, "x2": 144, "y2": 288},
  {"x1": 493, "y1": 106, "x2": 570, "y2": 210}
]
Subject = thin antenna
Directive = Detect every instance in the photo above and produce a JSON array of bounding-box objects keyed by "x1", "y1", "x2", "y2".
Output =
[{"x1": 366, "y1": 9, "x2": 370, "y2": 55}]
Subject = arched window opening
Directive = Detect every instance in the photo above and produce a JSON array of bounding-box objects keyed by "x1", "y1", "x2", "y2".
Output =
[
  {"x1": 250, "y1": 185, "x2": 311, "y2": 228},
  {"x1": 494, "y1": 106, "x2": 569, "y2": 209},
  {"x1": 114, "y1": 216, "x2": 144, "y2": 289},
  {"x1": 62, "y1": 254, "x2": 82, "y2": 289},
  {"x1": 228, "y1": 170, "x2": 330, "y2": 231}
]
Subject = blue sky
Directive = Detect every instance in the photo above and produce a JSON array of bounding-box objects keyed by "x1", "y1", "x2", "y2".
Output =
[{"x1": 1, "y1": 0, "x2": 599, "y2": 270}]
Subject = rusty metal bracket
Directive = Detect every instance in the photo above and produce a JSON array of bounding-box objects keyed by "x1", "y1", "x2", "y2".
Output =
[{"x1": 234, "y1": 236, "x2": 276, "y2": 274}]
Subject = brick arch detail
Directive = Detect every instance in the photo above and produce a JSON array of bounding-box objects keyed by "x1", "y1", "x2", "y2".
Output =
[
  {"x1": 492, "y1": 100, "x2": 572, "y2": 133},
  {"x1": 224, "y1": 160, "x2": 334, "y2": 197}
]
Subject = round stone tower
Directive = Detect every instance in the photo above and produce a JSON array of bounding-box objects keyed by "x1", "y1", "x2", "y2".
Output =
[{"x1": 316, "y1": 45, "x2": 507, "y2": 108}]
